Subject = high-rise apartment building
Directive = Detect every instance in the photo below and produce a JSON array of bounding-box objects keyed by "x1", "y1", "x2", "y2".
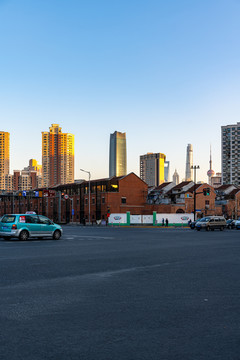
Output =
[
  {"x1": 109, "y1": 131, "x2": 127, "y2": 177},
  {"x1": 6, "y1": 159, "x2": 42, "y2": 192},
  {"x1": 42, "y1": 124, "x2": 74, "y2": 187},
  {"x1": 140, "y1": 152, "x2": 166, "y2": 187},
  {"x1": 185, "y1": 144, "x2": 193, "y2": 181},
  {"x1": 221, "y1": 123, "x2": 240, "y2": 185},
  {"x1": 0, "y1": 132, "x2": 10, "y2": 190}
]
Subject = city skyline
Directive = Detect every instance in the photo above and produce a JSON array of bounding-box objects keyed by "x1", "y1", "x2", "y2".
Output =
[
  {"x1": 1, "y1": 0, "x2": 240, "y2": 182},
  {"x1": 0, "y1": 124, "x2": 227, "y2": 185}
]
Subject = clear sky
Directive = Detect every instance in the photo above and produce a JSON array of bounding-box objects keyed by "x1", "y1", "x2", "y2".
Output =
[{"x1": 1, "y1": 0, "x2": 240, "y2": 182}]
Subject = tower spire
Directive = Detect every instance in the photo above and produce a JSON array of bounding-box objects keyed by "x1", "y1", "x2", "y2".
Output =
[{"x1": 207, "y1": 145, "x2": 215, "y2": 184}]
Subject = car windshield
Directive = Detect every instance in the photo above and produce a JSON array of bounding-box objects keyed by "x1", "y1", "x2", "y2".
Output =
[
  {"x1": 198, "y1": 217, "x2": 211, "y2": 222},
  {"x1": 1, "y1": 215, "x2": 16, "y2": 223}
]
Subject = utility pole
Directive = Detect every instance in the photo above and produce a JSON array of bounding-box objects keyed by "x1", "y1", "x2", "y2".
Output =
[{"x1": 191, "y1": 165, "x2": 200, "y2": 221}]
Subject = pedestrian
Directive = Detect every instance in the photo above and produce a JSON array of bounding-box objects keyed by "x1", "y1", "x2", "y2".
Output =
[
  {"x1": 162, "y1": 218, "x2": 165, "y2": 227},
  {"x1": 165, "y1": 218, "x2": 169, "y2": 227}
]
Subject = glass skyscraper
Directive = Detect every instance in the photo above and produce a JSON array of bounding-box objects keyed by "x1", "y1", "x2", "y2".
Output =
[{"x1": 109, "y1": 131, "x2": 127, "y2": 177}]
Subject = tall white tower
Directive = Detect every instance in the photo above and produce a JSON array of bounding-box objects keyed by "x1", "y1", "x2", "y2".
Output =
[
  {"x1": 207, "y1": 146, "x2": 215, "y2": 184},
  {"x1": 185, "y1": 144, "x2": 193, "y2": 181}
]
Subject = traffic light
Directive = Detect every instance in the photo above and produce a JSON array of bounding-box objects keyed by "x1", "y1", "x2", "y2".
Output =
[
  {"x1": 107, "y1": 208, "x2": 110, "y2": 218},
  {"x1": 203, "y1": 188, "x2": 210, "y2": 196}
]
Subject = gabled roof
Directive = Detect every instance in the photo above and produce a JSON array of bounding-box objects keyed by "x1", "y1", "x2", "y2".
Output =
[
  {"x1": 118, "y1": 172, "x2": 148, "y2": 186},
  {"x1": 185, "y1": 184, "x2": 202, "y2": 193},
  {"x1": 172, "y1": 181, "x2": 192, "y2": 190},
  {"x1": 154, "y1": 182, "x2": 172, "y2": 190},
  {"x1": 216, "y1": 184, "x2": 237, "y2": 191},
  {"x1": 228, "y1": 188, "x2": 240, "y2": 197}
]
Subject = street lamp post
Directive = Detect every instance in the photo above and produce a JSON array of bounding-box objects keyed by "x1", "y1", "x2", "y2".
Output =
[
  {"x1": 80, "y1": 169, "x2": 91, "y2": 225},
  {"x1": 191, "y1": 165, "x2": 200, "y2": 221}
]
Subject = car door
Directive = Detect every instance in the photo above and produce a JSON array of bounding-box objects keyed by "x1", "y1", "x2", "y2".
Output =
[
  {"x1": 38, "y1": 215, "x2": 55, "y2": 236},
  {"x1": 25, "y1": 215, "x2": 41, "y2": 236}
]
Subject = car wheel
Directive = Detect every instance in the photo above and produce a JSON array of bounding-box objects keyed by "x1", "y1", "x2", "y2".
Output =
[
  {"x1": 19, "y1": 230, "x2": 29, "y2": 241},
  {"x1": 53, "y1": 230, "x2": 61, "y2": 240},
  {"x1": 220, "y1": 226, "x2": 224, "y2": 231},
  {"x1": 3, "y1": 237, "x2": 10, "y2": 240},
  {"x1": 206, "y1": 226, "x2": 210, "y2": 231}
]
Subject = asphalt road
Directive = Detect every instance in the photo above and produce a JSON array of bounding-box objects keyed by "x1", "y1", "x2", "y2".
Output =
[{"x1": 1, "y1": 226, "x2": 240, "y2": 360}]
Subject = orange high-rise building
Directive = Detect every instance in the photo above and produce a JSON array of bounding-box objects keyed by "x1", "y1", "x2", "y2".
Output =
[
  {"x1": 42, "y1": 124, "x2": 74, "y2": 187},
  {"x1": 0, "y1": 131, "x2": 10, "y2": 190}
]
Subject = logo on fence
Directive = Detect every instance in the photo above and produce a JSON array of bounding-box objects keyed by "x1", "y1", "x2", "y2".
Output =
[
  {"x1": 181, "y1": 216, "x2": 189, "y2": 221},
  {"x1": 114, "y1": 216, "x2": 122, "y2": 220}
]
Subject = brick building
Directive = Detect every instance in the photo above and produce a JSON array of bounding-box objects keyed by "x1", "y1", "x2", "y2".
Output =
[
  {"x1": 0, "y1": 173, "x2": 148, "y2": 223},
  {"x1": 0, "y1": 175, "x2": 239, "y2": 223}
]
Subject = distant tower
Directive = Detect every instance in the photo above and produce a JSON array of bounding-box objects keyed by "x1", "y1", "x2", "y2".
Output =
[
  {"x1": 207, "y1": 146, "x2": 215, "y2": 184},
  {"x1": 0, "y1": 131, "x2": 10, "y2": 190},
  {"x1": 109, "y1": 131, "x2": 127, "y2": 177},
  {"x1": 140, "y1": 152, "x2": 166, "y2": 186},
  {"x1": 185, "y1": 144, "x2": 193, "y2": 181},
  {"x1": 172, "y1": 169, "x2": 180, "y2": 185}
]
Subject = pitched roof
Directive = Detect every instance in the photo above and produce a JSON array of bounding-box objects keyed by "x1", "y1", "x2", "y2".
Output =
[
  {"x1": 216, "y1": 184, "x2": 237, "y2": 191},
  {"x1": 185, "y1": 184, "x2": 202, "y2": 193},
  {"x1": 228, "y1": 188, "x2": 240, "y2": 197},
  {"x1": 154, "y1": 182, "x2": 172, "y2": 190},
  {"x1": 171, "y1": 181, "x2": 192, "y2": 191}
]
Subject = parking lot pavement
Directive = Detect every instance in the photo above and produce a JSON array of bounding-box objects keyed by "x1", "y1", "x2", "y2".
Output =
[{"x1": 1, "y1": 227, "x2": 240, "y2": 360}]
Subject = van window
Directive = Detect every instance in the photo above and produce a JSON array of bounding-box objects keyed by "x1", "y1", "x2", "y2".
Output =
[
  {"x1": 1, "y1": 215, "x2": 16, "y2": 223},
  {"x1": 25, "y1": 215, "x2": 39, "y2": 224}
]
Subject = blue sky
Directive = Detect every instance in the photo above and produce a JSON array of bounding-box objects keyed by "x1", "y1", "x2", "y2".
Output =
[{"x1": 0, "y1": 0, "x2": 240, "y2": 182}]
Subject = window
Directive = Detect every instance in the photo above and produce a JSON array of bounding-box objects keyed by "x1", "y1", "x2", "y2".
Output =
[
  {"x1": 85, "y1": 198, "x2": 88, "y2": 205},
  {"x1": 25, "y1": 215, "x2": 39, "y2": 224},
  {"x1": 92, "y1": 198, "x2": 95, "y2": 204},
  {"x1": 38, "y1": 215, "x2": 51, "y2": 225},
  {"x1": 205, "y1": 200, "x2": 209, "y2": 205},
  {"x1": 102, "y1": 197, "x2": 105, "y2": 204},
  {"x1": 121, "y1": 197, "x2": 126, "y2": 204}
]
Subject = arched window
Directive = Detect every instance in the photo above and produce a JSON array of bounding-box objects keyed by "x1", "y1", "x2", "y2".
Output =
[{"x1": 176, "y1": 209, "x2": 185, "y2": 214}]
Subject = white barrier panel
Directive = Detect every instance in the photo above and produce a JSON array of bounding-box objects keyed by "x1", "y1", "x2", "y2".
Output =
[
  {"x1": 130, "y1": 215, "x2": 141, "y2": 224},
  {"x1": 156, "y1": 213, "x2": 194, "y2": 225},
  {"x1": 109, "y1": 213, "x2": 127, "y2": 224},
  {"x1": 143, "y1": 215, "x2": 153, "y2": 224}
]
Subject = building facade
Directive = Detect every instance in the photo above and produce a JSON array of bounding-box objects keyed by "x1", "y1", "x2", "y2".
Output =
[
  {"x1": 109, "y1": 131, "x2": 127, "y2": 177},
  {"x1": 42, "y1": 124, "x2": 74, "y2": 187},
  {"x1": 221, "y1": 123, "x2": 240, "y2": 185},
  {"x1": 0, "y1": 132, "x2": 10, "y2": 190},
  {"x1": 140, "y1": 152, "x2": 166, "y2": 187},
  {"x1": 211, "y1": 172, "x2": 222, "y2": 188}
]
